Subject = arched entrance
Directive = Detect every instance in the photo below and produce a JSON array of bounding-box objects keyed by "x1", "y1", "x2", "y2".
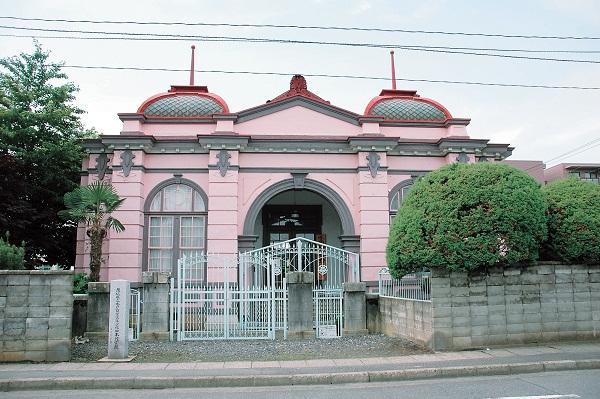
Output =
[{"x1": 240, "y1": 178, "x2": 359, "y2": 252}]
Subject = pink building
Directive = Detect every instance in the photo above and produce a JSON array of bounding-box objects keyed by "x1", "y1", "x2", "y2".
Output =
[
  {"x1": 544, "y1": 163, "x2": 600, "y2": 185},
  {"x1": 76, "y1": 55, "x2": 513, "y2": 288}
]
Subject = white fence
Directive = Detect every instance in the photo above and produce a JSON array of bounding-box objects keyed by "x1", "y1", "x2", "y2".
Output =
[
  {"x1": 129, "y1": 289, "x2": 141, "y2": 341},
  {"x1": 378, "y1": 268, "x2": 431, "y2": 302}
]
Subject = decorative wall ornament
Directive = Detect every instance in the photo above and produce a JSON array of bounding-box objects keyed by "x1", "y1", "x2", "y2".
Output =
[
  {"x1": 217, "y1": 150, "x2": 231, "y2": 177},
  {"x1": 366, "y1": 152, "x2": 381, "y2": 178},
  {"x1": 291, "y1": 172, "x2": 308, "y2": 189},
  {"x1": 120, "y1": 150, "x2": 135, "y2": 177},
  {"x1": 95, "y1": 153, "x2": 110, "y2": 180},
  {"x1": 456, "y1": 152, "x2": 470, "y2": 164}
]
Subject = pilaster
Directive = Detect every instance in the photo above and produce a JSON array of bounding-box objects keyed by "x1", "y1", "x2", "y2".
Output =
[
  {"x1": 207, "y1": 149, "x2": 239, "y2": 256},
  {"x1": 357, "y1": 151, "x2": 390, "y2": 283}
]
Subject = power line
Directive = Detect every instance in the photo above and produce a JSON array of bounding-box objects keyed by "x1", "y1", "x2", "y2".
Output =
[
  {"x1": 545, "y1": 137, "x2": 600, "y2": 164},
  {"x1": 522, "y1": 137, "x2": 600, "y2": 171},
  {"x1": 59, "y1": 64, "x2": 600, "y2": 90},
  {"x1": 2, "y1": 27, "x2": 600, "y2": 65},
  {"x1": 4, "y1": 32, "x2": 600, "y2": 54},
  {"x1": 1, "y1": 15, "x2": 599, "y2": 41}
]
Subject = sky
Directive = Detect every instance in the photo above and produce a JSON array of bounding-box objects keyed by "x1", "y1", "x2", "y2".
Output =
[{"x1": 1, "y1": 0, "x2": 599, "y2": 166}]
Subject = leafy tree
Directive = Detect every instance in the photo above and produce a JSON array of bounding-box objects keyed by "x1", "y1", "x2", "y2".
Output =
[
  {"x1": 0, "y1": 233, "x2": 25, "y2": 270},
  {"x1": 59, "y1": 181, "x2": 125, "y2": 282},
  {"x1": 542, "y1": 177, "x2": 600, "y2": 264},
  {"x1": 386, "y1": 163, "x2": 547, "y2": 277},
  {"x1": 0, "y1": 42, "x2": 95, "y2": 267}
]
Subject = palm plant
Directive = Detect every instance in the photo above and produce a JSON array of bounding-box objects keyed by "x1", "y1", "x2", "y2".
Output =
[{"x1": 59, "y1": 181, "x2": 125, "y2": 282}]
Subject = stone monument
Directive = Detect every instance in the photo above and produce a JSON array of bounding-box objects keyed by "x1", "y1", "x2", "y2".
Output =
[{"x1": 106, "y1": 280, "x2": 132, "y2": 361}]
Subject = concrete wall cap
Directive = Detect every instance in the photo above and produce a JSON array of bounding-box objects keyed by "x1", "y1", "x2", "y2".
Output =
[
  {"x1": 343, "y1": 282, "x2": 367, "y2": 292},
  {"x1": 0, "y1": 270, "x2": 73, "y2": 275},
  {"x1": 286, "y1": 271, "x2": 314, "y2": 284},
  {"x1": 87, "y1": 282, "x2": 110, "y2": 293}
]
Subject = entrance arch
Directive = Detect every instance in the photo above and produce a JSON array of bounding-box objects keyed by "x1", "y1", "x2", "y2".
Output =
[{"x1": 242, "y1": 178, "x2": 357, "y2": 248}]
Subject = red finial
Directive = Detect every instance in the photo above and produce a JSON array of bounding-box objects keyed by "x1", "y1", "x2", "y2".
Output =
[
  {"x1": 390, "y1": 50, "x2": 397, "y2": 90},
  {"x1": 189, "y1": 45, "x2": 196, "y2": 86}
]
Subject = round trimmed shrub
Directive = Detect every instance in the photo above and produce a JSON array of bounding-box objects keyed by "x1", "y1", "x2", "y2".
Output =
[
  {"x1": 542, "y1": 177, "x2": 600, "y2": 264},
  {"x1": 386, "y1": 163, "x2": 547, "y2": 277}
]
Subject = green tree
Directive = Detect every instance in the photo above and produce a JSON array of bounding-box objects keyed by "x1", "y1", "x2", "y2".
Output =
[
  {"x1": 59, "y1": 181, "x2": 125, "y2": 282},
  {"x1": 0, "y1": 42, "x2": 95, "y2": 267},
  {"x1": 0, "y1": 233, "x2": 25, "y2": 270},
  {"x1": 386, "y1": 163, "x2": 547, "y2": 277},
  {"x1": 542, "y1": 177, "x2": 600, "y2": 264}
]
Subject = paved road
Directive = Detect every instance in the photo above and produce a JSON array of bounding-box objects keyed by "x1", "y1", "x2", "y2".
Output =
[{"x1": 3, "y1": 370, "x2": 598, "y2": 399}]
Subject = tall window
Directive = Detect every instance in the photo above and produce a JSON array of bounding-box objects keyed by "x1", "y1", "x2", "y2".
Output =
[
  {"x1": 146, "y1": 182, "x2": 207, "y2": 273},
  {"x1": 389, "y1": 181, "x2": 413, "y2": 224}
]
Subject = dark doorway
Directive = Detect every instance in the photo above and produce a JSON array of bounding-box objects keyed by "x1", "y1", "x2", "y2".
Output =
[{"x1": 262, "y1": 205, "x2": 323, "y2": 246}]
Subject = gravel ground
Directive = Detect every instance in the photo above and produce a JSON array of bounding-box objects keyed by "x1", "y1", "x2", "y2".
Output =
[{"x1": 71, "y1": 334, "x2": 429, "y2": 362}]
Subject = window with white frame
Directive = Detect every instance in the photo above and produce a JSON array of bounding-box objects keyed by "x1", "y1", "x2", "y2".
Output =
[
  {"x1": 146, "y1": 182, "x2": 207, "y2": 273},
  {"x1": 389, "y1": 181, "x2": 413, "y2": 224}
]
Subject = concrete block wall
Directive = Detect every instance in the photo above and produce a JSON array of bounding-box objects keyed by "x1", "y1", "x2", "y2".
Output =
[
  {"x1": 431, "y1": 263, "x2": 600, "y2": 351},
  {"x1": 378, "y1": 296, "x2": 433, "y2": 348},
  {"x1": 0, "y1": 270, "x2": 73, "y2": 362}
]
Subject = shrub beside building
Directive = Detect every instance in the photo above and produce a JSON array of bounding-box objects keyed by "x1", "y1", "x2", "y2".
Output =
[{"x1": 386, "y1": 163, "x2": 548, "y2": 278}]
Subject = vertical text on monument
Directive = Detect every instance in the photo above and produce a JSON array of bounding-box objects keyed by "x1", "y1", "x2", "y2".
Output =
[{"x1": 108, "y1": 279, "x2": 130, "y2": 359}]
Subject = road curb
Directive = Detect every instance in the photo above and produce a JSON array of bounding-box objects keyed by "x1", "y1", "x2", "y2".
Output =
[{"x1": 1, "y1": 359, "x2": 599, "y2": 392}]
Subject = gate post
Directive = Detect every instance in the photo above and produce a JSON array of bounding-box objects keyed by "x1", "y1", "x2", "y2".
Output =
[
  {"x1": 343, "y1": 282, "x2": 368, "y2": 336},
  {"x1": 287, "y1": 271, "x2": 314, "y2": 339},
  {"x1": 141, "y1": 272, "x2": 170, "y2": 341}
]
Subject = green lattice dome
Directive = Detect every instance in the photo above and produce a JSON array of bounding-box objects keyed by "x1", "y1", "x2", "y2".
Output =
[
  {"x1": 365, "y1": 90, "x2": 451, "y2": 122},
  {"x1": 144, "y1": 95, "x2": 224, "y2": 117},
  {"x1": 369, "y1": 98, "x2": 446, "y2": 121},
  {"x1": 138, "y1": 85, "x2": 229, "y2": 118}
]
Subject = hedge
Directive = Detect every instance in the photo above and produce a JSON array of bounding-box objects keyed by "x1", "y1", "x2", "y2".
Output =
[{"x1": 386, "y1": 163, "x2": 547, "y2": 277}]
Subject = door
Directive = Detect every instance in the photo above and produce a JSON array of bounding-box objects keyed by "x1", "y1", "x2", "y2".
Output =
[{"x1": 262, "y1": 205, "x2": 322, "y2": 246}]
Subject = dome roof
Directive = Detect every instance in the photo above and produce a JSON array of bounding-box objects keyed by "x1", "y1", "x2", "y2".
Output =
[
  {"x1": 138, "y1": 85, "x2": 229, "y2": 118},
  {"x1": 364, "y1": 89, "x2": 451, "y2": 122}
]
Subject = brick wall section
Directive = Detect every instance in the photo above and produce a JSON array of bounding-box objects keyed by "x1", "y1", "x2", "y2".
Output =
[
  {"x1": 431, "y1": 263, "x2": 600, "y2": 351},
  {"x1": 379, "y1": 296, "x2": 433, "y2": 348},
  {"x1": 0, "y1": 270, "x2": 73, "y2": 362}
]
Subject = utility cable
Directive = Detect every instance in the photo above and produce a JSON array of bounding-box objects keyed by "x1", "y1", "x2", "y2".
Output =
[
  {"x1": 2, "y1": 26, "x2": 600, "y2": 64},
  {"x1": 58, "y1": 64, "x2": 600, "y2": 90},
  {"x1": 1, "y1": 15, "x2": 599, "y2": 40}
]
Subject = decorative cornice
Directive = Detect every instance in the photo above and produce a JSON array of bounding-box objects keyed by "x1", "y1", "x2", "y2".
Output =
[
  {"x1": 198, "y1": 135, "x2": 250, "y2": 150},
  {"x1": 81, "y1": 135, "x2": 513, "y2": 160},
  {"x1": 349, "y1": 137, "x2": 398, "y2": 152}
]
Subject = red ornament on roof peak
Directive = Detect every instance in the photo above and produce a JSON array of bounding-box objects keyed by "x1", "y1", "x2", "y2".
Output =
[{"x1": 268, "y1": 75, "x2": 330, "y2": 105}]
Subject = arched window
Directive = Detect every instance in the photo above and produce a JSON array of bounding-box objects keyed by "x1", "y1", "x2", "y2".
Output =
[
  {"x1": 389, "y1": 180, "x2": 414, "y2": 223},
  {"x1": 145, "y1": 181, "x2": 207, "y2": 273}
]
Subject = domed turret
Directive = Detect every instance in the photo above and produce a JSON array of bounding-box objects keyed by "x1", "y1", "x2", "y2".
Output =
[
  {"x1": 364, "y1": 89, "x2": 451, "y2": 122},
  {"x1": 138, "y1": 86, "x2": 229, "y2": 118},
  {"x1": 364, "y1": 51, "x2": 451, "y2": 122},
  {"x1": 136, "y1": 45, "x2": 229, "y2": 118}
]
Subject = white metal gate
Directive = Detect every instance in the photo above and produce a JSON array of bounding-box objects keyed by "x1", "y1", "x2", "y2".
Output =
[
  {"x1": 170, "y1": 238, "x2": 358, "y2": 340},
  {"x1": 173, "y1": 253, "x2": 276, "y2": 340},
  {"x1": 314, "y1": 289, "x2": 343, "y2": 338},
  {"x1": 241, "y1": 237, "x2": 358, "y2": 339}
]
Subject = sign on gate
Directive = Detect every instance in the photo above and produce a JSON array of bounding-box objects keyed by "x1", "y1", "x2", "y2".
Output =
[{"x1": 318, "y1": 325, "x2": 338, "y2": 338}]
